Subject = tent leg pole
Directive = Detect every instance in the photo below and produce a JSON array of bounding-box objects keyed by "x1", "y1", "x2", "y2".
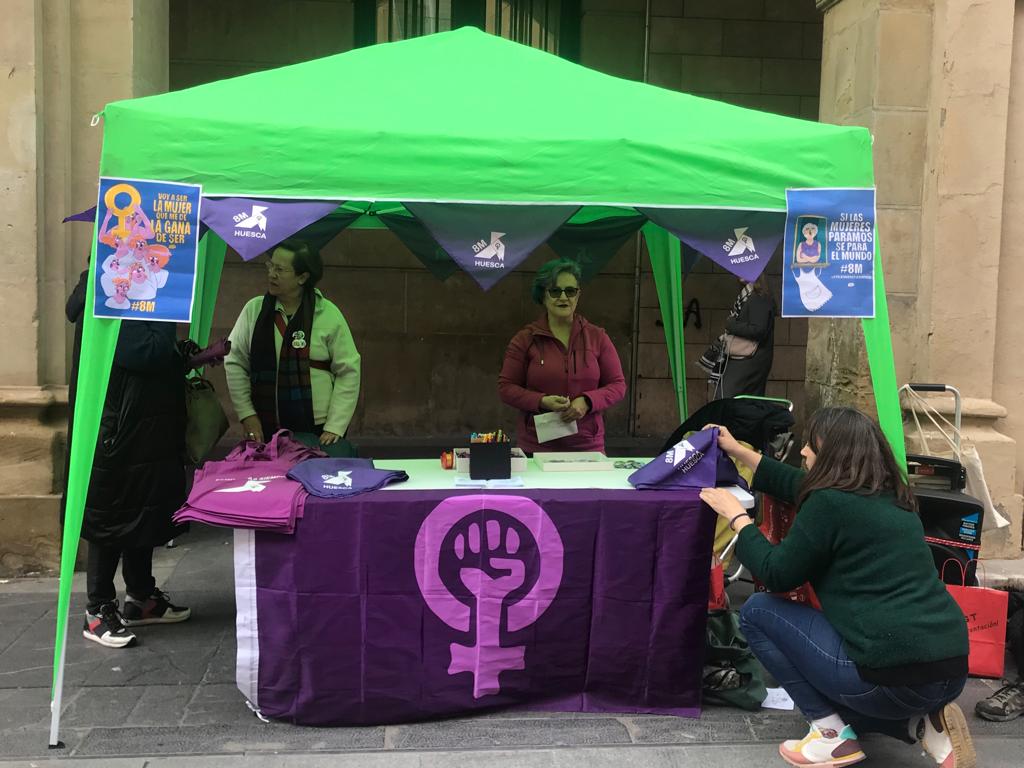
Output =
[
  {"x1": 627, "y1": 232, "x2": 643, "y2": 437},
  {"x1": 642, "y1": 0, "x2": 651, "y2": 83},
  {"x1": 48, "y1": 629, "x2": 69, "y2": 748}
]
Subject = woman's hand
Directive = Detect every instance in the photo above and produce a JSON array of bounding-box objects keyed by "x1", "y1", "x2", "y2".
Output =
[
  {"x1": 704, "y1": 423, "x2": 740, "y2": 456},
  {"x1": 703, "y1": 423, "x2": 763, "y2": 474},
  {"x1": 319, "y1": 431, "x2": 341, "y2": 446},
  {"x1": 699, "y1": 487, "x2": 752, "y2": 531},
  {"x1": 540, "y1": 395, "x2": 570, "y2": 412},
  {"x1": 241, "y1": 416, "x2": 264, "y2": 444},
  {"x1": 560, "y1": 396, "x2": 590, "y2": 422}
]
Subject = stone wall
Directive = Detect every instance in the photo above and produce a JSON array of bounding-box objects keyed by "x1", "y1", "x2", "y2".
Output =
[
  {"x1": 0, "y1": 0, "x2": 826, "y2": 573},
  {"x1": 203, "y1": 236, "x2": 637, "y2": 446},
  {"x1": 634, "y1": 255, "x2": 810, "y2": 439},
  {"x1": 578, "y1": 1, "x2": 821, "y2": 435},
  {"x1": 169, "y1": 0, "x2": 355, "y2": 90},
  {"x1": 993, "y1": 0, "x2": 1024, "y2": 508},
  {"x1": 0, "y1": 0, "x2": 170, "y2": 575},
  {"x1": 816, "y1": 0, "x2": 1023, "y2": 558},
  {"x1": 582, "y1": 0, "x2": 822, "y2": 119},
  {"x1": 170, "y1": 0, "x2": 821, "y2": 446}
]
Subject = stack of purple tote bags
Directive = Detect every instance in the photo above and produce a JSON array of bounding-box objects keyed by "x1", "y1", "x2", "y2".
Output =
[{"x1": 174, "y1": 430, "x2": 324, "y2": 534}]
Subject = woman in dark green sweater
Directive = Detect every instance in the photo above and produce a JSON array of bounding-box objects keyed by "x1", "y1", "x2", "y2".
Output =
[{"x1": 700, "y1": 407, "x2": 973, "y2": 768}]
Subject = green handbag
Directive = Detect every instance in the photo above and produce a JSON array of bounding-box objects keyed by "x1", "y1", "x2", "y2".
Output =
[
  {"x1": 702, "y1": 608, "x2": 769, "y2": 711},
  {"x1": 184, "y1": 375, "x2": 229, "y2": 464}
]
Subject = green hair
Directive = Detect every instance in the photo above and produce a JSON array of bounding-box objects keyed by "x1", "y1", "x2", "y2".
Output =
[{"x1": 531, "y1": 258, "x2": 582, "y2": 305}]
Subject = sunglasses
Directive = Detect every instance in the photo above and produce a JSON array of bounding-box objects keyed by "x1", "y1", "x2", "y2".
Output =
[{"x1": 547, "y1": 287, "x2": 580, "y2": 299}]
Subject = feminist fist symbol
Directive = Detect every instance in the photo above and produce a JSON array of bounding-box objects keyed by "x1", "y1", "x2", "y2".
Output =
[
  {"x1": 449, "y1": 519, "x2": 527, "y2": 698},
  {"x1": 414, "y1": 496, "x2": 565, "y2": 700}
]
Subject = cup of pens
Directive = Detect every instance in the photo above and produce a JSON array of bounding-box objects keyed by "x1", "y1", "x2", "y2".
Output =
[{"x1": 469, "y1": 430, "x2": 512, "y2": 480}]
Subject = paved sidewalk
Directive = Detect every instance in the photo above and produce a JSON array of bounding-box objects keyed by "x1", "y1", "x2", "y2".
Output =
[{"x1": 1, "y1": 526, "x2": 1021, "y2": 766}]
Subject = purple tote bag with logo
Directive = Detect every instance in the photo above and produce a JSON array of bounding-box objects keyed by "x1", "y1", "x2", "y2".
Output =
[{"x1": 628, "y1": 428, "x2": 742, "y2": 490}]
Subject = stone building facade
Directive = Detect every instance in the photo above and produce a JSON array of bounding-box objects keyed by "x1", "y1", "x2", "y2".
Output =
[{"x1": 1, "y1": 0, "x2": 1021, "y2": 572}]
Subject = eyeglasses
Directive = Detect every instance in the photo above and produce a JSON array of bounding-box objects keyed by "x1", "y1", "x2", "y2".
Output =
[
  {"x1": 547, "y1": 287, "x2": 580, "y2": 299},
  {"x1": 614, "y1": 460, "x2": 644, "y2": 470},
  {"x1": 265, "y1": 262, "x2": 294, "y2": 277}
]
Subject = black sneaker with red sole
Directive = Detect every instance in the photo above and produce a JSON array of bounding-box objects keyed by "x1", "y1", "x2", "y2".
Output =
[
  {"x1": 122, "y1": 588, "x2": 191, "y2": 626},
  {"x1": 83, "y1": 602, "x2": 137, "y2": 648}
]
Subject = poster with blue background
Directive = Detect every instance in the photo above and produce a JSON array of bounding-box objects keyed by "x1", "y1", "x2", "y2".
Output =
[
  {"x1": 93, "y1": 177, "x2": 202, "y2": 322},
  {"x1": 781, "y1": 188, "x2": 876, "y2": 318}
]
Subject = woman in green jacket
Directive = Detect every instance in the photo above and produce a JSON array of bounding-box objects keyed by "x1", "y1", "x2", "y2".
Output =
[{"x1": 700, "y1": 407, "x2": 973, "y2": 768}]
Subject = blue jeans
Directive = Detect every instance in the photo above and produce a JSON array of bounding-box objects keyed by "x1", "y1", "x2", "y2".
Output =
[{"x1": 739, "y1": 593, "x2": 966, "y2": 742}]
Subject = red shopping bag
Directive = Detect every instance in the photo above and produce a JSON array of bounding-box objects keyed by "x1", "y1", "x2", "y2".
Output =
[
  {"x1": 708, "y1": 557, "x2": 728, "y2": 611},
  {"x1": 942, "y1": 560, "x2": 1008, "y2": 678},
  {"x1": 753, "y1": 495, "x2": 822, "y2": 610}
]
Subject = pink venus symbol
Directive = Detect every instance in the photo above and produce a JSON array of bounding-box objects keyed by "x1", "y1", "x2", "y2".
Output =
[{"x1": 414, "y1": 495, "x2": 564, "y2": 699}]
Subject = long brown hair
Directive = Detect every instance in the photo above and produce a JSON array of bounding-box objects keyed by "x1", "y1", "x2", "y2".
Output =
[
  {"x1": 797, "y1": 407, "x2": 915, "y2": 511},
  {"x1": 747, "y1": 273, "x2": 771, "y2": 296}
]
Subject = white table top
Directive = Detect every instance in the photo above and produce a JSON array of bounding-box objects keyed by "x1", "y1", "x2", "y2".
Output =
[{"x1": 372, "y1": 458, "x2": 755, "y2": 508}]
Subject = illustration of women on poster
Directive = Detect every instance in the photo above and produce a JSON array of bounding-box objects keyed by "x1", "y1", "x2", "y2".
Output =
[{"x1": 791, "y1": 215, "x2": 832, "y2": 312}]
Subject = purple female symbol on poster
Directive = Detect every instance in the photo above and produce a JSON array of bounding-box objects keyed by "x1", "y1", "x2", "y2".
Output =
[{"x1": 414, "y1": 495, "x2": 564, "y2": 699}]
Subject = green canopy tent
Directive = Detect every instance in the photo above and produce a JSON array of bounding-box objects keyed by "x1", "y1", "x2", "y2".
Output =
[{"x1": 51, "y1": 27, "x2": 902, "y2": 744}]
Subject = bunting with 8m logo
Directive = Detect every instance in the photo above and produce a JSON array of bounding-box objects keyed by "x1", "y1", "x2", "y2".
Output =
[
  {"x1": 405, "y1": 203, "x2": 580, "y2": 290},
  {"x1": 200, "y1": 197, "x2": 342, "y2": 261},
  {"x1": 639, "y1": 208, "x2": 785, "y2": 283}
]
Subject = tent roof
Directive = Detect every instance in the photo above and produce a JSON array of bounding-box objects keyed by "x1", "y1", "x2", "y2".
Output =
[{"x1": 101, "y1": 27, "x2": 873, "y2": 209}]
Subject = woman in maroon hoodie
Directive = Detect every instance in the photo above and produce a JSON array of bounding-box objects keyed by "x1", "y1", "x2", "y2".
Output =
[{"x1": 498, "y1": 259, "x2": 626, "y2": 454}]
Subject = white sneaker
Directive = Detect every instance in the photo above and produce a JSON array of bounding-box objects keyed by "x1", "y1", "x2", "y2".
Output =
[
  {"x1": 920, "y1": 703, "x2": 976, "y2": 768},
  {"x1": 779, "y1": 724, "x2": 866, "y2": 767}
]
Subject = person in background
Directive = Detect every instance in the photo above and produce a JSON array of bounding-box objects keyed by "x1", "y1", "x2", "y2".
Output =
[
  {"x1": 82, "y1": 321, "x2": 194, "y2": 648},
  {"x1": 700, "y1": 407, "x2": 973, "y2": 768},
  {"x1": 498, "y1": 258, "x2": 626, "y2": 455},
  {"x1": 974, "y1": 591, "x2": 1024, "y2": 722},
  {"x1": 61, "y1": 262, "x2": 89, "y2": 525},
  {"x1": 225, "y1": 239, "x2": 360, "y2": 447},
  {"x1": 713, "y1": 273, "x2": 776, "y2": 399}
]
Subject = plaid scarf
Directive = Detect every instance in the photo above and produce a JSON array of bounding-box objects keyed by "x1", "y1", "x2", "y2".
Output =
[
  {"x1": 250, "y1": 291, "x2": 316, "y2": 434},
  {"x1": 729, "y1": 283, "x2": 755, "y2": 319}
]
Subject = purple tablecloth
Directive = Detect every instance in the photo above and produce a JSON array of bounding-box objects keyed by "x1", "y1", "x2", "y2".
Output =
[{"x1": 234, "y1": 488, "x2": 715, "y2": 725}]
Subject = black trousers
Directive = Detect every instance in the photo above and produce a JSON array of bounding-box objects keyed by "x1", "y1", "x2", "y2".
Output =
[{"x1": 86, "y1": 542, "x2": 156, "y2": 611}]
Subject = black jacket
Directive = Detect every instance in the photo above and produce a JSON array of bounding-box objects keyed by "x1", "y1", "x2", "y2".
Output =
[
  {"x1": 718, "y1": 292, "x2": 776, "y2": 398},
  {"x1": 81, "y1": 320, "x2": 187, "y2": 547},
  {"x1": 61, "y1": 270, "x2": 89, "y2": 522}
]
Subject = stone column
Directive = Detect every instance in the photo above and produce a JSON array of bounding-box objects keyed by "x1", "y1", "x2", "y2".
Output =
[
  {"x1": 815, "y1": 0, "x2": 1022, "y2": 558},
  {"x1": 0, "y1": 0, "x2": 169, "y2": 575},
  {"x1": 994, "y1": 2, "x2": 1024, "y2": 514}
]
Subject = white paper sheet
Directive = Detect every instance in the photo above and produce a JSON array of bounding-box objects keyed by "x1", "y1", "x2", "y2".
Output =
[
  {"x1": 533, "y1": 411, "x2": 579, "y2": 443},
  {"x1": 762, "y1": 687, "x2": 796, "y2": 711}
]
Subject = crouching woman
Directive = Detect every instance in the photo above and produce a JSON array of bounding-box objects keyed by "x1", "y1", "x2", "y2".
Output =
[{"x1": 700, "y1": 407, "x2": 973, "y2": 768}]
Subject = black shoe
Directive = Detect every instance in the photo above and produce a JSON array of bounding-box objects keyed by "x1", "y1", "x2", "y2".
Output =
[
  {"x1": 82, "y1": 602, "x2": 137, "y2": 648},
  {"x1": 122, "y1": 588, "x2": 191, "y2": 626},
  {"x1": 975, "y1": 682, "x2": 1024, "y2": 722}
]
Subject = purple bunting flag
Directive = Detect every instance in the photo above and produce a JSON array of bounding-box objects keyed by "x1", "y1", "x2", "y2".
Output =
[
  {"x1": 63, "y1": 206, "x2": 97, "y2": 224},
  {"x1": 640, "y1": 208, "x2": 785, "y2": 282},
  {"x1": 200, "y1": 197, "x2": 341, "y2": 260},
  {"x1": 405, "y1": 203, "x2": 579, "y2": 290}
]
